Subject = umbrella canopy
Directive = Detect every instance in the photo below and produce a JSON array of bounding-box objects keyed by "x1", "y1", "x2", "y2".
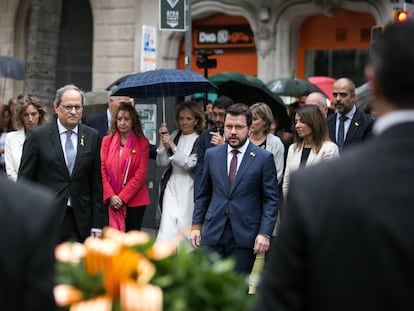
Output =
[
  {"x1": 105, "y1": 73, "x2": 136, "y2": 91},
  {"x1": 111, "y1": 69, "x2": 217, "y2": 98},
  {"x1": 267, "y1": 78, "x2": 322, "y2": 98},
  {"x1": 111, "y1": 69, "x2": 217, "y2": 122},
  {"x1": 307, "y1": 76, "x2": 336, "y2": 102},
  {"x1": 0, "y1": 56, "x2": 24, "y2": 80},
  {"x1": 209, "y1": 72, "x2": 290, "y2": 131}
]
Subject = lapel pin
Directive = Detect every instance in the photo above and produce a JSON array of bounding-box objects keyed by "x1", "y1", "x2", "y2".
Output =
[
  {"x1": 355, "y1": 122, "x2": 359, "y2": 127},
  {"x1": 80, "y1": 135, "x2": 85, "y2": 147},
  {"x1": 249, "y1": 151, "x2": 256, "y2": 157}
]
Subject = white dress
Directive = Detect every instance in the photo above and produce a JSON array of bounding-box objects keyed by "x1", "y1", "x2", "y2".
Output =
[{"x1": 156, "y1": 131, "x2": 199, "y2": 244}]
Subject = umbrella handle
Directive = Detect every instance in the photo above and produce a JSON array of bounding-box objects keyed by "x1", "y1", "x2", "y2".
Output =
[{"x1": 162, "y1": 95, "x2": 166, "y2": 124}]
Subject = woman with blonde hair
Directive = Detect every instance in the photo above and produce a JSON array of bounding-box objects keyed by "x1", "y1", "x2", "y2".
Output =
[
  {"x1": 283, "y1": 104, "x2": 339, "y2": 197},
  {"x1": 5, "y1": 95, "x2": 48, "y2": 181},
  {"x1": 156, "y1": 100, "x2": 205, "y2": 244}
]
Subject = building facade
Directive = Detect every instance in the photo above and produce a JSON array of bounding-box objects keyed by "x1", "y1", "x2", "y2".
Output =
[{"x1": 0, "y1": 0, "x2": 397, "y2": 102}]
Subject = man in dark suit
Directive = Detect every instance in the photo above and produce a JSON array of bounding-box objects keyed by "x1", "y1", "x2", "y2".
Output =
[
  {"x1": 83, "y1": 91, "x2": 131, "y2": 140},
  {"x1": 194, "y1": 95, "x2": 233, "y2": 197},
  {"x1": 0, "y1": 174, "x2": 59, "y2": 310},
  {"x1": 191, "y1": 103, "x2": 279, "y2": 274},
  {"x1": 327, "y1": 77, "x2": 374, "y2": 153},
  {"x1": 18, "y1": 84, "x2": 105, "y2": 242},
  {"x1": 84, "y1": 92, "x2": 157, "y2": 159},
  {"x1": 253, "y1": 20, "x2": 414, "y2": 311}
]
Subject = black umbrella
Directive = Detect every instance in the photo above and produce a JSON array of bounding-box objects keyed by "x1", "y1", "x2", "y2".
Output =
[
  {"x1": 267, "y1": 77, "x2": 322, "y2": 98},
  {"x1": 105, "y1": 73, "x2": 136, "y2": 91},
  {"x1": 209, "y1": 72, "x2": 290, "y2": 131}
]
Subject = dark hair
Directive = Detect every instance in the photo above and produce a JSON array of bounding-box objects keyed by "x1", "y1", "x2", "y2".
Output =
[
  {"x1": 174, "y1": 100, "x2": 205, "y2": 134},
  {"x1": 55, "y1": 84, "x2": 85, "y2": 106},
  {"x1": 109, "y1": 103, "x2": 144, "y2": 137},
  {"x1": 212, "y1": 95, "x2": 233, "y2": 110},
  {"x1": 1, "y1": 105, "x2": 14, "y2": 132},
  {"x1": 225, "y1": 103, "x2": 252, "y2": 127},
  {"x1": 293, "y1": 105, "x2": 328, "y2": 153},
  {"x1": 374, "y1": 19, "x2": 414, "y2": 108},
  {"x1": 250, "y1": 102, "x2": 274, "y2": 135},
  {"x1": 15, "y1": 95, "x2": 49, "y2": 130}
]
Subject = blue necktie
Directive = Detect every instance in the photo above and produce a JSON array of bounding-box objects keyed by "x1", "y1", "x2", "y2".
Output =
[
  {"x1": 65, "y1": 130, "x2": 76, "y2": 174},
  {"x1": 337, "y1": 115, "x2": 347, "y2": 151}
]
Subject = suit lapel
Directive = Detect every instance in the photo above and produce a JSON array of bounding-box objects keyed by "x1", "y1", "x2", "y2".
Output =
[
  {"x1": 49, "y1": 123, "x2": 68, "y2": 171},
  {"x1": 72, "y1": 125, "x2": 86, "y2": 175},
  {"x1": 218, "y1": 146, "x2": 230, "y2": 192},
  {"x1": 345, "y1": 110, "x2": 361, "y2": 144},
  {"x1": 328, "y1": 115, "x2": 337, "y2": 143}
]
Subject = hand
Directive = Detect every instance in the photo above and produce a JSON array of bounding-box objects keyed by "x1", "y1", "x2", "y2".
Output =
[
  {"x1": 190, "y1": 229, "x2": 201, "y2": 248},
  {"x1": 253, "y1": 234, "x2": 270, "y2": 254},
  {"x1": 209, "y1": 131, "x2": 224, "y2": 146},
  {"x1": 159, "y1": 123, "x2": 168, "y2": 135},
  {"x1": 91, "y1": 231, "x2": 102, "y2": 239},
  {"x1": 110, "y1": 195, "x2": 123, "y2": 209}
]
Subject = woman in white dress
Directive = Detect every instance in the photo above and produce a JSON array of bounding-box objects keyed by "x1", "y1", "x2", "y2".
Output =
[
  {"x1": 5, "y1": 95, "x2": 48, "y2": 181},
  {"x1": 156, "y1": 100, "x2": 205, "y2": 244}
]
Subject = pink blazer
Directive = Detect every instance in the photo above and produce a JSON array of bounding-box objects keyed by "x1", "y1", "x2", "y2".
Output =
[{"x1": 101, "y1": 134, "x2": 150, "y2": 207}]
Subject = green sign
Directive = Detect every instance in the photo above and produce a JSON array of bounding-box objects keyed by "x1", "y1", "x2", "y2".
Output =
[{"x1": 159, "y1": 0, "x2": 186, "y2": 31}]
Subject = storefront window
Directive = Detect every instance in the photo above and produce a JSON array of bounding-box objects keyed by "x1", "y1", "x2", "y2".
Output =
[{"x1": 305, "y1": 49, "x2": 369, "y2": 86}]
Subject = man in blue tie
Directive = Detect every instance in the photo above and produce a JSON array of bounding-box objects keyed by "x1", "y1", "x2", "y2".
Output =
[
  {"x1": 327, "y1": 77, "x2": 374, "y2": 153},
  {"x1": 18, "y1": 84, "x2": 105, "y2": 242},
  {"x1": 191, "y1": 103, "x2": 279, "y2": 274}
]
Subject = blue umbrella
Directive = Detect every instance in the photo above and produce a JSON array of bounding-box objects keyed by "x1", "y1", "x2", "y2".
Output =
[
  {"x1": 0, "y1": 56, "x2": 24, "y2": 80},
  {"x1": 112, "y1": 69, "x2": 217, "y2": 122}
]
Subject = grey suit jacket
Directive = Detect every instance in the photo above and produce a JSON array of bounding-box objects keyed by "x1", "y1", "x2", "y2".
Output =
[
  {"x1": 18, "y1": 120, "x2": 105, "y2": 240},
  {"x1": 253, "y1": 122, "x2": 414, "y2": 311}
]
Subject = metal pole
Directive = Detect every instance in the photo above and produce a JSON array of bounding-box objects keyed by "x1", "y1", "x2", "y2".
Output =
[{"x1": 184, "y1": 0, "x2": 192, "y2": 71}]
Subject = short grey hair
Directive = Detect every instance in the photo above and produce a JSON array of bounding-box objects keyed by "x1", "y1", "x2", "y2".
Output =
[{"x1": 54, "y1": 84, "x2": 85, "y2": 106}]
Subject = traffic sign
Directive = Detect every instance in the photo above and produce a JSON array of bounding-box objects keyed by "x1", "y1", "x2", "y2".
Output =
[{"x1": 159, "y1": 0, "x2": 186, "y2": 31}]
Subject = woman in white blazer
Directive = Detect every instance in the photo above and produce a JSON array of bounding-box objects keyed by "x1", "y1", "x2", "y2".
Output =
[
  {"x1": 283, "y1": 105, "x2": 339, "y2": 198},
  {"x1": 249, "y1": 102, "x2": 285, "y2": 185},
  {"x1": 5, "y1": 95, "x2": 48, "y2": 181}
]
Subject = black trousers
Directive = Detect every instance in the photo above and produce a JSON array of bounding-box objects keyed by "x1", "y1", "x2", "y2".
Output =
[
  {"x1": 60, "y1": 207, "x2": 82, "y2": 243},
  {"x1": 125, "y1": 205, "x2": 146, "y2": 231}
]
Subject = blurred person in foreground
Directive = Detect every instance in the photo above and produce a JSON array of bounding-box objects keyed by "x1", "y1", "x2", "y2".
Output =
[
  {"x1": 156, "y1": 100, "x2": 205, "y2": 244},
  {"x1": 0, "y1": 174, "x2": 59, "y2": 310},
  {"x1": 18, "y1": 84, "x2": 105, "y2": 242},
  {"x1": 101, "y1": 103, "x2": 150, "y2": 232},
  {"x1": 5, "y1": 95, "x2": 48, "y2": 182},
  {"x1": 191, "y1": 103, "x2": 278, "y2": 274},
  {"x1": 252, "y1": 20, "x2": 414, "y2": 311}
]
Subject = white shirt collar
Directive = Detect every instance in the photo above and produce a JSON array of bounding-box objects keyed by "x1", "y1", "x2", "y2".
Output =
[
  {"x1": 227, "y1": 138, "x2": 250, "y2": 154},
  {"x1": 57, "y1": 119, "x2": 78, "y2": 135},
  {"x1": 373, "y1": 110, "x2": 414, "y2": 135}
]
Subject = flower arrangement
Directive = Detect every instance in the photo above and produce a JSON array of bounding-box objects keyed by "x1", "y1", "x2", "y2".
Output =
[{"x1": 55, "y1": 228, "x2": 254, "y2": 311}]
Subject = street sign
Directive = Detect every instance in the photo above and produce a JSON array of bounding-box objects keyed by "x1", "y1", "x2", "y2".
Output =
[
  {"x1": 159, "y1": 0, "x2": 186, "y2": 31},
  {"x1": 140, "y1": 25, "x2": 157, "y2": 72}
]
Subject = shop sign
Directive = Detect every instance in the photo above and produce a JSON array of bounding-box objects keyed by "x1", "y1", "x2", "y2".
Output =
[{"x1": 194, "y1": 25, "x2": 255, "y2": 49}]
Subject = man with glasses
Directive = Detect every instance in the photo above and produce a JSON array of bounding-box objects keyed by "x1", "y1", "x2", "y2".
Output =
[
  {"x1": 191, "y1": 103, "x2": 279, "y2": 274},
  {"x1": 18, "y1": 84, "x2": 105, "y2": 242},
  {"x1": 327, "y1": 77, "x2": 374, "y2": 153}
]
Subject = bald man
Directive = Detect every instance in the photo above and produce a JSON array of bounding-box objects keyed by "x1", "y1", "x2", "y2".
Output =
[{"x1": 305, "y1": 92, "x2": 328, "y2": 118}]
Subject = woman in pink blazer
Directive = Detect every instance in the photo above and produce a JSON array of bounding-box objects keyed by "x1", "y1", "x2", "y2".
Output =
[{"x1": 101, "y1": 103, "x2": 150, "y2": 231}]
